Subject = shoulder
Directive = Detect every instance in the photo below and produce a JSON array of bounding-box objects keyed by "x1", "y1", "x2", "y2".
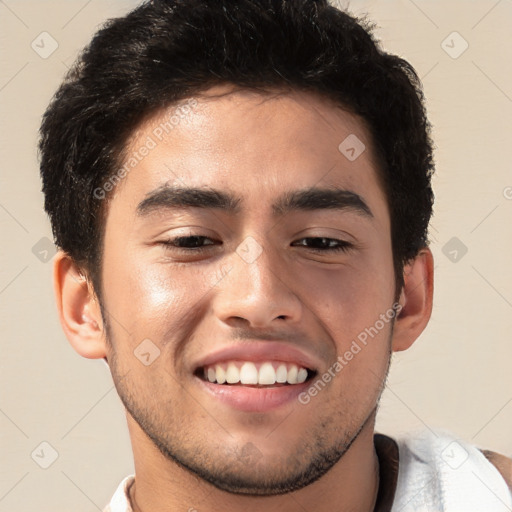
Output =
[{"x1": 480, "y1": 449, "x2": 512, "y2": 489}]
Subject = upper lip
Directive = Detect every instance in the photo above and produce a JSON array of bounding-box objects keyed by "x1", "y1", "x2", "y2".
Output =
[{"x1": 192, "y1": 342, "x2": 323, "y2": 373}]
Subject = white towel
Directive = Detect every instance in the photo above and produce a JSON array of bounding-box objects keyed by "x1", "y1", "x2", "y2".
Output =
[{"x1": 391, "y1": 429, "x2": 512, "y2": 512}]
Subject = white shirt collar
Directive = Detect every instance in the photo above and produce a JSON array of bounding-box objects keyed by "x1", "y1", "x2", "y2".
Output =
[{"x1": 103, "y1": 475, "x2": 135, "y2": 512}]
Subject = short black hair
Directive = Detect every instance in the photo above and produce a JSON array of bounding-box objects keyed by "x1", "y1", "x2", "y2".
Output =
[{"x1": 39, "y1": 0, "x2": 434, "y2": 297}]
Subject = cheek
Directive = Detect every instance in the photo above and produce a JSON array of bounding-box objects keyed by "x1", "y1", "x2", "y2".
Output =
[
  {"x1": 295, "y1": 253, "x2": 395, "y2": 385},
  {"x1": 297, "y1": 257, "x2": 395, "y2": 328},
  {"x1": 102, "y1": 249, "x2": 228, "y2": 340}
]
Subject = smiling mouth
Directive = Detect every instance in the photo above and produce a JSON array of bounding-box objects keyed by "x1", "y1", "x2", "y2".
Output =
[{"x1": 194, "y1": 360, "x2": 318, "y2": 387}]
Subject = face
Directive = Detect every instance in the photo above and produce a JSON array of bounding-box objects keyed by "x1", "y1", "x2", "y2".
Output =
[{"x1": 99, "y1": 85, "x2": 396, "y2": 495}]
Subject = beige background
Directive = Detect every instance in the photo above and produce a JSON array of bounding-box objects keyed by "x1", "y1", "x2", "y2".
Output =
[{"x1": 1, "y1": 1, "x2": 511, "y2": 510}]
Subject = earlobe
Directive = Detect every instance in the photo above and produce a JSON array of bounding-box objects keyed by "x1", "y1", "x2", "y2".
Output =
[
  {"x1": 53, "y1": 251, "x2": 107, "y2": 359},
  {"x1": 391, "y1": 248, "x2": 434, "y2": 352}
]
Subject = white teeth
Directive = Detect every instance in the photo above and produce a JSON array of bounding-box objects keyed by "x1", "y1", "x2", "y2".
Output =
[
  {"x1": 240, "y1": 362, "x2": 258, "y2": 384},
  {"x1": 258, "y1": 362, "x2": 276, "y2": 385},
  {"x1": 202, "y1": 361, "x2": 311, "y2": 386},
  {"x1": 276, "y1": 364, "x2": 288, "y2": 383},
  {"x1": 216, "y1": 365, "x2": 226, "y2": 384},
  {"x1": 297, "y1": 368, "x2": 308, "y2": 384},
  {"x1": 287, "y1": 365, "x2": 298, "y2": 384},
  {"x1": 226, "y1": 362, "x2": 240, "y2": 384}
]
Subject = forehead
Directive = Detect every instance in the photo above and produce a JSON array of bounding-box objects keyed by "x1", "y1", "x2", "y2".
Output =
[{"x1": 111, "y1": 84, "x2": 387, "y2": 218}]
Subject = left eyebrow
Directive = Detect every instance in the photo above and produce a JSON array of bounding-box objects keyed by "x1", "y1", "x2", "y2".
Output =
[
  {"x1": 136, "y1": 185, "x2": 373, "y2": 218},
  {"x1": 272, "y1": 188, "x2": 373, "y2": 217}
]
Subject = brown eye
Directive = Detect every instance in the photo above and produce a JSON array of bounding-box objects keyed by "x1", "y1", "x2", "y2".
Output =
[
  {"x1": 166, "y1": 236, "x2": 215, "y2": 248},
  {"x1": 291, "y1": 237, "x2": 352, "y2": 252},
  {"x1": 161, "y1": 236, "x2": 219, "y2": 251}
]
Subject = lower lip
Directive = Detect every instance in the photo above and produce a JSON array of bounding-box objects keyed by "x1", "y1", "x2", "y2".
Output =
[{"x1": 196, "y1": 377, "x2": 311, "y2": 412}]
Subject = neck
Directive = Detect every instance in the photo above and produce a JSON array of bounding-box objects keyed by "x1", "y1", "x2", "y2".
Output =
[{"x1": 127, "y1": 414, "x2": 381, "y2": 512}]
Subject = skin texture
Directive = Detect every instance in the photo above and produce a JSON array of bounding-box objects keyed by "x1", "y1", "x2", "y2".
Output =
[{"x1": 54, "y1": 85, "x2": 434, "y2": 512}]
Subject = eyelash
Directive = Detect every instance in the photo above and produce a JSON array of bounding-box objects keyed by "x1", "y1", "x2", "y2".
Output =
[
  {"x1": 160, "y1": 235, "x2": 353, "y2": 253},
  {"x1": 292, "y1": 237, "x2": 352, "y2": 252}
]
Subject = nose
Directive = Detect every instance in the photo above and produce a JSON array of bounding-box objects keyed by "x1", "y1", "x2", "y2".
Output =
[{"x1": 212, "y1": 238, "x2": 303, "y2": 329}]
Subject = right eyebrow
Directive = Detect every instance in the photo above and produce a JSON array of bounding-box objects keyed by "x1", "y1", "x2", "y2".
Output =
[{"x1": 136, "y1": 186, "x2": 242, "y2": 216}]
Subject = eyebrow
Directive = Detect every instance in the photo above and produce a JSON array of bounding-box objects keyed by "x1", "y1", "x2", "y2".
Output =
[{"x1": 136, "y1": 185, "x2": 373, "y2": 218}]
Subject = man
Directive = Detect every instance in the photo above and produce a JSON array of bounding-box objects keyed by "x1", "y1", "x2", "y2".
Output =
[{"x1": 38, "y1": 0, "x2": 512, "y2": 510}]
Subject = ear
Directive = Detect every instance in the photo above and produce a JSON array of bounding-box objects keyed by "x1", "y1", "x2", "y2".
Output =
[
  {"x1": 53, "y1": 251, "x2": 107, "y2": 359},
  {"x1": 391, "y1": 247, "x2": 434, "y2": 352}
]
